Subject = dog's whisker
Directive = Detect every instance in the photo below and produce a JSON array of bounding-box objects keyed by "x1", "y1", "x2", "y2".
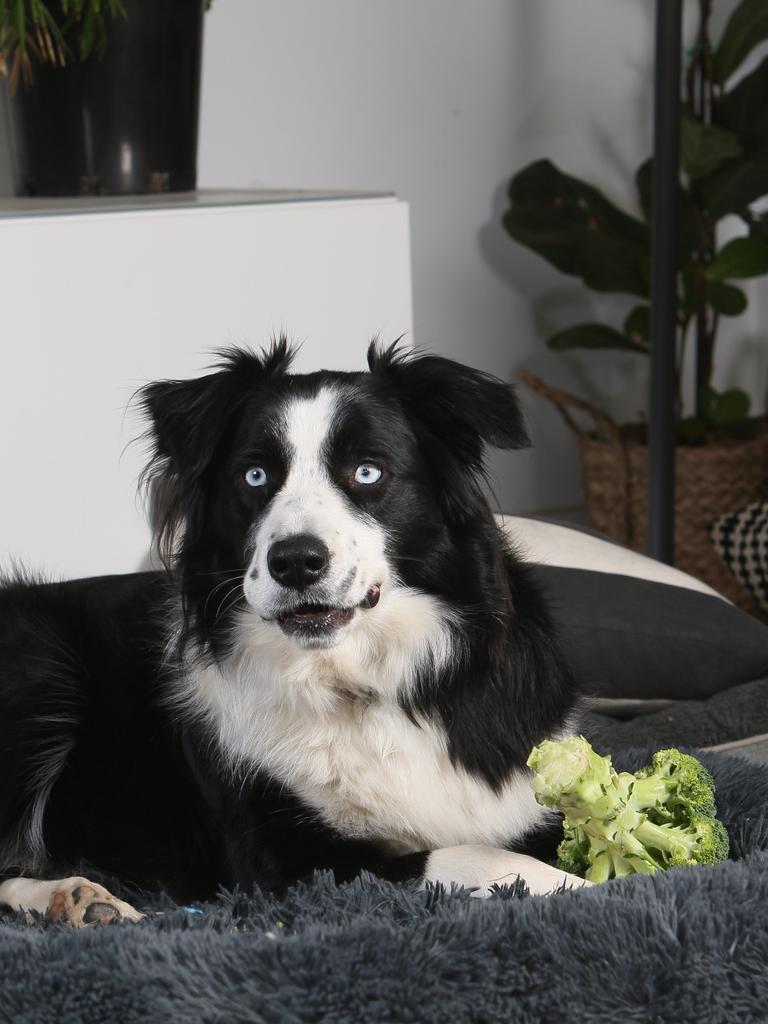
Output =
[
  {"x1": 207, "y1": 571, "x2": 245, "y2": 581},
  {"x1": 206, "y1": 575, "x2": 244, "y2": 594},
  {"x1": 213, "y1": 583, "x2": 246, "y2": 623},
  {"x1": 202, "y1": 575, "x2": 246, "y2": 619}
]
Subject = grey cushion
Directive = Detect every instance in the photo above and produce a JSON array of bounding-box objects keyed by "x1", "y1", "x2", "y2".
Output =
[{"x1": 499, "y1": 516, "x2": 768, "y2": 701}]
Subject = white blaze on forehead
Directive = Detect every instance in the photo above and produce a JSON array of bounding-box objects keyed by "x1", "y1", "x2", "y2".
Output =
[
  {"x1": 268, "y1": 386, "x2": 342, "y2": 538},
  {"x1": 282, "y1": 386, "x2": 339, "y2": 479}
]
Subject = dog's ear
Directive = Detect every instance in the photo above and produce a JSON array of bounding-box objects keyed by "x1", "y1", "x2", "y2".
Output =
[
  {"x1": 140, "y1": 338, "x2": 295, "y2": 482},
  {"x1": 367, "y1": 340, "x2": 530, "y2": 520},
  {"x1": 140, "y1": 372, "x2": 235, "y2": 484},
  {"x1": 138, "y1": 338, "x2": 295, "y2": 558}
]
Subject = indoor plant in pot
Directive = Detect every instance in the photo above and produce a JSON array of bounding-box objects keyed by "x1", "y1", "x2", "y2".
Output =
[
  {"x1": 0, "y1": 0, "x2": 208, "y2": 195},
  {"x1": 503, "y1": 0, "x2": 768, "y2": 607}
]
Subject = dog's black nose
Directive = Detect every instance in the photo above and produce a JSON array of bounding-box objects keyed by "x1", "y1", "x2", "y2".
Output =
[{"x1": 267, "y1": 534, "x2": 330, "y2": 590}]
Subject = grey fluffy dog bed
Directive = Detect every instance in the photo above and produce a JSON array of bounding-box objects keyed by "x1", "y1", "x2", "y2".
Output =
[{"x1": 2, "y1": 747, "x2": 768, "y2": 1024}]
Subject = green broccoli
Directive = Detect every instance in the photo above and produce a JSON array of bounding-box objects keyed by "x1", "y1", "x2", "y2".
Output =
[
  {"x1": 526, "y1": 736, "x2": 729, "y2": 883},
  {"x1": 632, "y1": 748, "x2": 718, "y2": 821}
]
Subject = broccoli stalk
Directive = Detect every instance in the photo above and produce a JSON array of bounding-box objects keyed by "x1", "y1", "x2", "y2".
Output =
[{"x1": 527, "y1": 736, "x2": 729, "y2": 883}]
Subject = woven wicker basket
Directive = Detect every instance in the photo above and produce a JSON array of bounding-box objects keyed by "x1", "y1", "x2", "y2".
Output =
[{"x1": 519, "y1": 370, "x2": 768, "y2": 610}]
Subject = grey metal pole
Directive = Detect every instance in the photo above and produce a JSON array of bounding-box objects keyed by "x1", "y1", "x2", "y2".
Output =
[{"x1": 648, "y1": 0, "x2": 682, "y2": 564}]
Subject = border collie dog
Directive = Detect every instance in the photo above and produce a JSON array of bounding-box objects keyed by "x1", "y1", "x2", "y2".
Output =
[{"x1": 0, "y1": 340, "x2": 587, "y2": 927}]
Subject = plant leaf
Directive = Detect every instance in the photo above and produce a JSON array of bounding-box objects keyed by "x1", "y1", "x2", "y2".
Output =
[
  {"x1": 746, "y1": 212, "x2": 768, "y2": 241},
  {"x1": 680, "y1": 116, "x2": 742, "y2": 179},
  {"x1": 714, "y1": 0, "x2": 768, "y2": 84},
  {"x1": 705, "y1": 280, "x2": 748, "y2": 316},
  {"x1": 623, "y1": 305, "x2": 650, "y2": 345},
  {"x1": 80, "y1": 3, "x2": 93, "y2": 60},
  {"x1": 708, "y1": 387, "x2": 751, "y2": 425},
  {"x1": 504, "y1": 160, "x2": 649, "y2": 296},
  {"x1": 700, "y1": 149, "x2": 768, "y2": 219},
  {"x1": 715, "y1": 56, "x2": 768, "y2": 152},
  {"x1": 14, "y1": 0, "x2": 25, "y2": 55},
  {"x1": 635, "y1": 157, "x2": 701, "y2": 254},
  {"x1": 705, "y1": 237, "x2": 768, "y2": 280},
  {"x1": 676, "y1": 417, "x2": 708, "y2": 444},
  {"x1": 547, "y1": 323, "x2": 648, "y2": 354}
]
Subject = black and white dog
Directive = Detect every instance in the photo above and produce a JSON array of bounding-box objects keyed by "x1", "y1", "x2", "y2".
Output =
[{"x1": 0, "y1": 340, "x2": 588, "y2": 927}]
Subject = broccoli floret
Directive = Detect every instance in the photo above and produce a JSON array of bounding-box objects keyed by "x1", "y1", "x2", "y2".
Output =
[
  {"x1": 527, "y1": 736, "x2": 729, "y2": 883},
  {"x1": 631, "y1": 748, "x2": 718, "y2": 820}
]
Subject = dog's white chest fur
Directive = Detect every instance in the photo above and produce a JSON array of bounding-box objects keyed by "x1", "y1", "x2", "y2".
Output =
[
  {"x1": 181, "y1": 597, "x2": 545, "y2": 853},
  {"x1": 246, "y1": 692, "x2": 543, "y2": 852}
]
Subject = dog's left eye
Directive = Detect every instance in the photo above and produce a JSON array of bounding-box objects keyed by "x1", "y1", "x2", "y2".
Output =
[
  {"x1": 244, "y1": 466, "x2": 268, "y2": 488},
  {"x1": 354, "y1": 463, "x2": 382, "y2": 485}
]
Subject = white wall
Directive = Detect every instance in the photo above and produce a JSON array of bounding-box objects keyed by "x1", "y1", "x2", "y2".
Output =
[
  {"x1": 2, "y1": 0, "x2": 764, "y2": 517},
  {"x1": 0, "y1": 197, "x2": 412, "y2": 578},
  {"x1": 198, "y1": 0, "x2": 767, "y2": 517},
  {"x1": 202, "y1": 0, "x2": 655, "y2": 517}
]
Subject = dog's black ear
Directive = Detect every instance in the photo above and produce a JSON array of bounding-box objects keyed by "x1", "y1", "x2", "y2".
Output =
[
  {"x1": 140, "y1": 338, "x2": 295, "y2": 481},
  {"x1": 138, "y1": 337, "x2": 295, "y2": 558},
  {"x1": 367, "y1": 340, "x2": 530, "y2": 520},
  {"x1": 140, "y1": 373, "x2": 235, "y2": 483},
  {"x1": 367, "y1": 340, "x2": 529, "y2": 451}
]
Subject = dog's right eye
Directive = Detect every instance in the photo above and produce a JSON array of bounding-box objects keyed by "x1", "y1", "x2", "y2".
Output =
[
  {"x1": 354, "y1": 463, "x2": 382, "y2": 485},
  {"x1": 244, "y1": 466, "x2": 268, "y2": 488}
]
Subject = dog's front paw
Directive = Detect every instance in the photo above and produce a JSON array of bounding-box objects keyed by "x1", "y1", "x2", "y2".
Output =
[
  {"x1": 423, "y1": 845, "x2": 593, "y2": 897},
  {"x1": 0, "y1": 875, "x2": 144, "y2": 927}
]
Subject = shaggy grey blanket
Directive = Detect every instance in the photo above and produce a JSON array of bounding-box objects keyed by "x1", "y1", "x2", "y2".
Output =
[
  {"x1": 1, "y1": 746, "x2": 768, "y2": 1024},
  {"x1": 585, "y1": 676, "x2": 768, "y2": 750}
]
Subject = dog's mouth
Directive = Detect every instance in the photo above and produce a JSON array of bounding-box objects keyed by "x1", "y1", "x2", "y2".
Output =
[{"x1": 277, "y1": 585, "x2": 381, "y2": 638}]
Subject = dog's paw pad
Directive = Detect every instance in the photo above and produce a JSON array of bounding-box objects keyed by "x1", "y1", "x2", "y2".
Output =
[
  {"x1": 46, "y1": 889, "x2": 70, "y2": 924},
  {"x1": 46, "y1": 878, "x2": 143, "y2": 927},
  {"x1": 82, "y1": 901, "x2": 119, "y2": 924}
]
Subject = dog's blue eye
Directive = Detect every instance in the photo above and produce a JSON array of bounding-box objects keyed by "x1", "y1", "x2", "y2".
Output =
[
  {"x1": 244, "y1": 466, "x2": 267, "y2": 488},
  {"x1": 354, "y1": 463, "x2": 382, "y2": 485}
]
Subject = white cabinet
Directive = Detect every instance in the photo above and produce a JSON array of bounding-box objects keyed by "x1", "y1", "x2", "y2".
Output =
[{"x1": 0, "y1": 190, "x2": 413, "y2": 578}]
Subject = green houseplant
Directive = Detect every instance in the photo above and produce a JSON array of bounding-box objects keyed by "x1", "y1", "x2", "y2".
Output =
[
  {"x1": 0, "y1": 0, "x2": 125, "y2": 91},
  {"x1": 0, "y1": 0, "x2": 209, "y2": 195},
  {"x1": 503, "y1": 0, "x2": 768, "y2": 603},
  {"x1": 505, "y1": 0, "x2": 768, "y2": 441}
]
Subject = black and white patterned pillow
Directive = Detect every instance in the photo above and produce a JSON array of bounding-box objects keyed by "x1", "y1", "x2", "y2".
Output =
[{"x1": 711, "y1": 501, "x2": 768, "y2": 613}]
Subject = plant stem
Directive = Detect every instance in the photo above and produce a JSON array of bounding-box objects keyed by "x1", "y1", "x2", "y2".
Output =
[{"x1": 677, "y1": 315, "x2": 692, "y2": 416}]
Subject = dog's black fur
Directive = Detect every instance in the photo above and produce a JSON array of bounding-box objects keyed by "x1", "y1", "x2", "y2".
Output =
[{"x1": 0, "y1": 341, "x2": 575, "y2": 902}]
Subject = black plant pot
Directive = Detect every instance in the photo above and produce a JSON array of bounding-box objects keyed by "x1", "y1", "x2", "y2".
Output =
[{"x1": 3, "y1": 0, "x2": 205, "y2": 196}]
